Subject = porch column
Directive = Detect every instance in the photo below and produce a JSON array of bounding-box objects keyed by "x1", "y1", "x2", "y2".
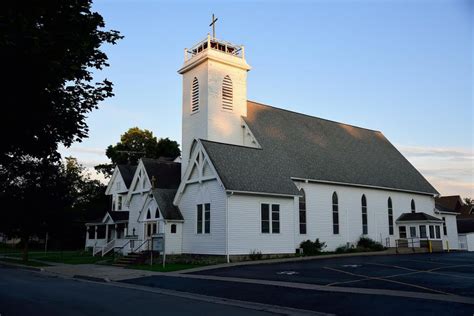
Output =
[
  {"x1": 115, "y1": 224, "x2": 118, "y2": 239},
  {"x1": 105, "y1": 224, "x2": 109, "y2": 241},
  {"x1": 94, "y1": 226, "x2": 97, "y2": 240},
  {"x1": 124, "y1": 226, "x2": 128, "y2": 237}
]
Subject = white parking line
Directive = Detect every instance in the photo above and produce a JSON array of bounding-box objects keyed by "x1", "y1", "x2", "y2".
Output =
[{"x1": 323, "y1": 266, "x2": 453, "y2": 296}]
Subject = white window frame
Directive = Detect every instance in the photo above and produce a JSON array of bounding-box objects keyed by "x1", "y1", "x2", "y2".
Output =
[
  {"x1": 261, "y1": 203, "x2": 280, "y2": 234},
  {"x1": 196, "y1": 203, "x2": 210, "y2": 234}
]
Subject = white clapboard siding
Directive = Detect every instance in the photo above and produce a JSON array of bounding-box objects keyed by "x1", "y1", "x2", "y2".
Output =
[
  {"x1": 442, "y1": 214, "x2": 459, "y2": 249},
  {"x1": 227, "y1": 194, "x2": 296, "y2": 255},
  {"x1": 165, "y1": 222, "x2": 183, "y2": 254},
  {"x1": 295, "y1": 182, "x2": 438, "y2": 251},
  {"x1": 179, "y1": 179, "x2": 227, "y2": 255},
  {"x1": 127, "y1": 193, "x2": 148, "y2": 240}
]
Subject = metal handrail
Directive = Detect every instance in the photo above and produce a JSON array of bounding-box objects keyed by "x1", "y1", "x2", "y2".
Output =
[
  {"x1": 395, "y1": 237, "x2": 430, "y2": 249},
  {"x1": 116, "y1": 239, "x2": 132, "y2": 252},
  {"x1": 132, "y1": 239, "x2": 149, "y2": 253}
]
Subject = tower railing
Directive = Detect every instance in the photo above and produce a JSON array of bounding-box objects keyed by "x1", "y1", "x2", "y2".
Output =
[{"x1": 184, "y1": 35, "x2": 244, "y2": 61}]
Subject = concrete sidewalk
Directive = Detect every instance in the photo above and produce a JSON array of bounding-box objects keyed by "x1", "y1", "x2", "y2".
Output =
[{"x1": 43, "y1": 263, "x2": 160, "y2": 281}]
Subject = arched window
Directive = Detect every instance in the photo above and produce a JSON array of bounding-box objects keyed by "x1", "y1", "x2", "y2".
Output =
[
  {"x1": 332, "y1": 192, "x2": 339, "y2": 234},
  {"x1": 155, "y1": 208, "x2": 160, "y2": 218},
  {"x1": 171, "y1": 224, "x2": 177, "y2": 234},
  {"x1": 361, "y1": 195, "x2": 368, "y2": 235},
  {"x1": 388, "y1": 197, "x2": 394, "y2": 235},
  {"x1": 411, "y1": 199, "x2": 416, "y2": 213},
  {"x1": 299, "y1": 189, "x2": 306, "y2": 234},
  {"x1": 191, "y1": 77, "x2": 199, "y2": 112},
  {"x1": 146, "y1": 209, "x2": 151, "y2": 219},
  {"x1": 222, "y1": 75, "x2": 233, "y2": 110}
]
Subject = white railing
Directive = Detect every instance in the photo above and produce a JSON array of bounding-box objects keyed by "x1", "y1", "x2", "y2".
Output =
[
  {"x1": 102, "y1": 239, "x2": 116, "y2": 257},
  {"x1": 93, "y1": 245, "x2": 102, "y2": 256},
  {"x1": 184, "y1": 35, "x2": 244, "y2": 61}
]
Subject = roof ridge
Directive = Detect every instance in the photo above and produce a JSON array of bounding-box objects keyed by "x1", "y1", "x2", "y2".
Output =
[
  {"x1": 247, "y1": 100, "x2": 382, "y2": 133},
  {"x1": 141, "y1": 157, "x2": 180, "y2": 164},
  {"x1": 200, "y1": 139, "x2": 263, "y2": 150}
]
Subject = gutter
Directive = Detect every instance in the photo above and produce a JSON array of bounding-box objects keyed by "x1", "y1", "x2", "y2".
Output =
[
  {"x1": 291, "y1": 177, "x2": 436, "y2": 197},
  {"x1": 226, "y1": 190, "x2": 298, "y2": 198}
]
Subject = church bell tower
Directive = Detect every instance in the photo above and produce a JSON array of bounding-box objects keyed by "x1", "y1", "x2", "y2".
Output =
[{"x1": 178, "y1": 20, "x2": 251, "y2": 175}]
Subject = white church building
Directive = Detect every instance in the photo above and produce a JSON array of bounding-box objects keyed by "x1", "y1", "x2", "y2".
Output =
[{"x1": 85, "y1": 33, "x2": 459, "y2": 259}]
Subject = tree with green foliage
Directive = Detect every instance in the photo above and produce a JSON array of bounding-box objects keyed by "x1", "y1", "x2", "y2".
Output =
[
  {"x1": 0, "y1": 157, "x2": 107, "y2": 261},
  {"x1": 1, "y1": 0, "x2": 122, "y2": 164},
  {"x1": 0, "y1": 0, "x2": 121, "y2": 261},
  {"x1": 95, "y1": 127, "x2": 181, "y2": 177}
]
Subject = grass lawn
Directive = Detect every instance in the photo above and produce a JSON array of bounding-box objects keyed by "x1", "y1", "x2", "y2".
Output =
[
  {"x1": 0, "y1": 257, "x2": 50, "y2": 267},
  {"x1": 8, "y1": 251, "x2": 109, "y2": 265},
  {"x1": 127, "y1": 263, "x2": 208, "y2": 272}
]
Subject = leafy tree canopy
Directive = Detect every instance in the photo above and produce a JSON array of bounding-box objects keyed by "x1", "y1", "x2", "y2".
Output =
[
  {"x1": 95, "y1": 127, "x2": 181, "y2": 177},
  {"x1": 1, "y1": 0, "x2": 122, "y2": 164},
  {"x1": 0, "y1": 156, "x2": 107, "y2": 260}
]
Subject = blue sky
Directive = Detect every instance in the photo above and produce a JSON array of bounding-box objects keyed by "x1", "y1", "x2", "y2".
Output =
[{"x1": 60, "y1": 0, "x2": 473, "y2": 197}]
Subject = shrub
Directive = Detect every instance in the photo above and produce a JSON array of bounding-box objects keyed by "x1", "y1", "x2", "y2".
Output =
[
  {"x1": 300, "y1": 239, "x2": 327, "y2": 256},
  {"x1": 248, "y1": 249, "x2": 263, "y2": 261},
  {"x1": 335, "y1": 244, "x2": 358, "y2": 254},
  {"x1": 357, "y1": 237, "x2": 384, "y2": 251}
]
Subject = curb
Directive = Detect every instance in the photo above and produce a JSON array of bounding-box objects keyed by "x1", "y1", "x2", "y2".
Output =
[
  {"x1": 0, "y1": 260, "x2": 45, "y2": 272},
  {"x1": 179, "y1": 250, "x2": 396, "y2": 274},
  {"x1": 73, "y1": 275, "x2": 110, "y2": 283}
]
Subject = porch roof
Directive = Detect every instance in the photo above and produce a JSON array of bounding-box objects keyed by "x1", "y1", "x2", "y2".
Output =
[
  {"x1": 109, "y1": 211, "x2": 129, "y2": 222},
  {"x1": 396, "y1": 212, "x2": 442, "y2": 223}
]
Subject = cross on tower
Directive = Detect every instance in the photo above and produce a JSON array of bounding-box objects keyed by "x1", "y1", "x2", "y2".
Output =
[{"x1": 209, "y1": 13, "x2": 218, "y2": 39}]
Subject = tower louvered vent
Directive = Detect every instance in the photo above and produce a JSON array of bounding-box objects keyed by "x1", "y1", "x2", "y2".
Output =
[
  {"x1": 191, "y1": 77, "x2": 199, "y2": 112},
  {"x1": 222, "y1": 75, "x2": 233, "y2": 110}
]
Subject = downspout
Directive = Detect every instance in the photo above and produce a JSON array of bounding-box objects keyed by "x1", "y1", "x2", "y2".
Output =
[{"x1": 226, "y1": 191, "x2": 233, "y2": 263}]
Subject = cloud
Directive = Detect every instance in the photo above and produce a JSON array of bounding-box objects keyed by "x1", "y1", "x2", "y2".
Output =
[
  {"x1": 398, "y1": 145, "x2": 472, "y2": 158},
  {"x1": 397, "y1": 144, "x2": 473, "y2": 198},
  {"x1": 61, "y1": 146, "x2": 105, "y2": 156}
]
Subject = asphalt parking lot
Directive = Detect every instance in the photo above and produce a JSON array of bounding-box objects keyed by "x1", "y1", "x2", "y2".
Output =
[
  {"x1": 194, "y1": 252, "x2": 474, "y2": 297},
  {"x1": 124, "y1": 252, "x2": 474, "y2": 315}
]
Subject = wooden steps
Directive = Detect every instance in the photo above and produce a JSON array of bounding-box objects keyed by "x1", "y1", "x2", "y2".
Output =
[{"x1": 113, "y1": 252, "x2": 149, "y2": 267}]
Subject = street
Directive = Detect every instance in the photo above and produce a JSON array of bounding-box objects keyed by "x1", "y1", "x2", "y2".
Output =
[{"x1": 0, "y1": 267, "x2": 282, "y2": 316}]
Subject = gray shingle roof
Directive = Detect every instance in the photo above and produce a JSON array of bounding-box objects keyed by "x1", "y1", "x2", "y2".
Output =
[
  {"x1": 151, "y1": 188, "x2": 183, "y2": 220},
  {"x1": 202, "y1": 101, "x2": 438, "y2": 196},
  {"x1": 117, "y1": 165, "x2": 137, "y2": 188},
  {"x1": 396, "y1": 212, "x2": 442, "y2": 222},
  {"x1": 141, "y1": 158, "x2": 181, "y2": 189},
  {"x1": 108, "y1": 211, "x2": 129, "y2": 222},
  {"x1": 435, "y1": 203, "x2": 458, "y2": 214}
]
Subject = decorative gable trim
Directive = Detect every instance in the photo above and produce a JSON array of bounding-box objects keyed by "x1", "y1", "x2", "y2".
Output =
[
  {"x1": 173, "y1": 139, "x2": 225, "y2": 205},
  {"x1": 101, "y1": 212, "x2": 114, "y2": 224},
  {"x1": 138, "y1": 193, "x2": 162, "y2": 222},
  {"x1": 105, "y1": 166, "x2": 127, "y2": 195},
  {"x1": 125, "y1": 160, "x2": 151, "y2": 205}
]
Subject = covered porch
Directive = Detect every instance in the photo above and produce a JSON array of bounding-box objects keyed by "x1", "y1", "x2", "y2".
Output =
[
  {"x1": 85, "y1": 211, "x2": 134, "y2": 256},
  {"x1": 395, "y1": 212, "x2": 445, "y2": 252}
]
